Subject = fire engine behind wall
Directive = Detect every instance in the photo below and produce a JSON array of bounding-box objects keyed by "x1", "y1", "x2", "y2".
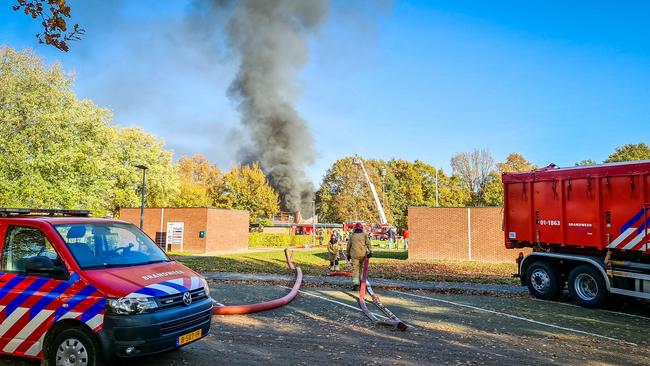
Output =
[{"x1": 503, "y1": 160, "x2": 650, "y2": 308}]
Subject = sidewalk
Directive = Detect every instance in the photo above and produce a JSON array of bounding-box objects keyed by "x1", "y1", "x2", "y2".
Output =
[{"x1": 202, "y1": 271, "x2": 528, "y2": 295}]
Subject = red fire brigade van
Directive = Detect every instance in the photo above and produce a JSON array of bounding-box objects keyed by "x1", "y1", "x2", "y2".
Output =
[{"x1": 0, "y1": 209, "x2": 212, "y2": 365}]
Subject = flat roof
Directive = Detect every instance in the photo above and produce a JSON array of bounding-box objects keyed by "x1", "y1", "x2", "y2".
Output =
[{"x1": 120, "y1": 207, "x2": 249, "y2": 213}]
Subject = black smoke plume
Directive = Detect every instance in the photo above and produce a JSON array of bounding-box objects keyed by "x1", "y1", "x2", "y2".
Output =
[{"x1": 223, "y1": 0, "x2": 329, "y2": 213}]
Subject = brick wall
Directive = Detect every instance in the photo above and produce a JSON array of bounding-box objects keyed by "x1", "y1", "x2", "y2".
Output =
[
  {"x1": 119, "y1": 208, "x2": 249, "y2": 254},
  {"x1": 206, "y1": 209, "x2": 249, "y2": 252},
  {"x1": 408, "y1": 207, "x2": 528, "y2": 262}
]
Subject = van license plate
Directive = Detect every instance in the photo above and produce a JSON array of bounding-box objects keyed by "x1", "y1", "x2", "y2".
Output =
[{"x1": 177, "y1": 329, "x2": 202, "y2": 346}]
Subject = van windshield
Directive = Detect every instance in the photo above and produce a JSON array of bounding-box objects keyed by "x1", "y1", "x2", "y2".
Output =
[{"x1": 54, "y1": 223, "x2": 169, "y2": 269}]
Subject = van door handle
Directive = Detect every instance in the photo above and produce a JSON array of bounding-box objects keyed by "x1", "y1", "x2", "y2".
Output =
[{"x1": 0, "y1": 279, "x2": 6, "y2": 283}]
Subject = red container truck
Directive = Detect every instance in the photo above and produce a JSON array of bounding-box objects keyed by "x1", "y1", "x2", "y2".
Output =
[{"x1": 503, "y1": 160, "x2": 650, "y2": 308}]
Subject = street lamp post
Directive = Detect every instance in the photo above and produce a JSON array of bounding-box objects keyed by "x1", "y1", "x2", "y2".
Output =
[
  {"x1": 135, "y1": 165, "x2": 148, "y2": 230},
  {"x1": 312, "y1": 201, "x2": 316, "y2": 246},
  {"x1": 380, "y1": 168, "x2": 387, "y2": 207},
  {"x1": 435, "y1": 167, "x2": 439, "y2": 207}
]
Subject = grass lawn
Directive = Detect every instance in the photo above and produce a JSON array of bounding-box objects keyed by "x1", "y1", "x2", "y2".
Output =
[{"x1": 174, "y1": 248, "x2": 519, "y2": 285}]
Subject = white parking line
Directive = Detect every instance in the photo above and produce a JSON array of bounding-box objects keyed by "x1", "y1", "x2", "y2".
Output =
[
  {"x1": 532, "y1": 298, "x2": 650, "y2": 321},
  {"x1": 394, "y1": 291, "x2": 637, "y2": 346},
  {"x1": 279, "y1": 286, "x2": 388, "y2": 319}
]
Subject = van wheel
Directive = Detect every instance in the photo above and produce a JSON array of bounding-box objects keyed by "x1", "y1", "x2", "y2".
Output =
[
  {"x1": 48, "y1": 327, "x2": 103, "y2": 366},
  {"x1": 525, "y1": 261, "x2": 563, "y2": 300},
  {"x1": 568, "y1": 264, "x2": 607, "y2": 308}
]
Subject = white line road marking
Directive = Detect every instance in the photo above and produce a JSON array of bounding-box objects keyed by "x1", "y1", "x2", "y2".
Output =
[
  {"x1": 279, "y1": 286, "x2": 388, "y2": 320},
  {"x1": 532, "y1": 298, "x2": 650, "y2": 321},
  {"x1": 394, "y1": 291, "x2": 636, "y2": 346}
]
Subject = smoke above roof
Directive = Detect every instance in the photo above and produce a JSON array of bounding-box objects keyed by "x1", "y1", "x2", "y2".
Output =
[{"x1": 222, "y1": 0, "x2": 329, "y2": 213}]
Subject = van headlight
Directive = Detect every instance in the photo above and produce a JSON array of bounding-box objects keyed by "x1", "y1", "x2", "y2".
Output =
[
  {"x1": 106, "y1": 297, "x2": 158, "y2": 315},
  {"x1": 202, "y1": 279, "x2": 211, "y2": 298}
]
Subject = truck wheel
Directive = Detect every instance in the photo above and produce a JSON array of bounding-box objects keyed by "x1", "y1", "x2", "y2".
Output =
[
  {"x1": 48, "y1": 327, "x2": 103, "y2": 366},
  {"x1": 568, "y1": 264, "x2": 607, "y2": 308},
  {"x1": 525, "y1": 261, "x2": 563, "y2": 300}
]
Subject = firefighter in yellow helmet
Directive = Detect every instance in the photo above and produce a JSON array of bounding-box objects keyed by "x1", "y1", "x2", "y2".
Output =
[
  {"x1": 327, "y1": 231, "x2": 341, "y2": 271},
  {"x1": 346, "y1": 223, "x2": 372, "y2": 291}
]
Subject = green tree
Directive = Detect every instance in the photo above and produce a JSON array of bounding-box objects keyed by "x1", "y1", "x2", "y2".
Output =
[
  {"x1": 385, "y1": 159, "x2": 422, "y2": 229},
  {"x1": 0, "y1": 47, "x2": 180, "y2": 216},
  {"x1": 216, "y1": 163, "x2": 279, "y2": 223},
  {"x1": 482, "y1": 153, "x2": 536, "y2": 206},
  {"x1": 481, "y1": 173, "x2": 504, "y2": 206},
  {"x1": 0, "y1": 47, "x2": 114, "y2": 215},
  {"x1": 434, "y1": 171, "x2": 472, "y2": 207},
  {"x1": 575, "y1": 159, "x2": 597, "y2": 166},
  {"x1": 172, "y1": 155, "x2": 223, "y2": 208},
  {"x1": 316, "y1": 157, "x2": 390, "y2": 225},
  {"x1": 316, "y1": 157, "x2": 471, "y2": 229},
  {"x1": 496, "y1": 153, "x2": 537, "y2": 173},
  {"x1": 388, "y1": 160, "x2": 472, "y2": 228},
  {"x1": 108, "y1": 127, "x2": 179, "y2": 213},
  {"x1": 605, "y1": 143, "x2": 650, "y2": 163}
]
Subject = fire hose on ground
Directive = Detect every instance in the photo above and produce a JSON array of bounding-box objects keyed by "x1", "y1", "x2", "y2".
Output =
[
  {"x1": 335, "y1": 252, "x2": 408, "y2": 331},
  {"x1": 211, "y1": 246, "x2": 303, "y2": 315},
  {"x1": 359, "y1": 257, "x2": 408, "y2": 331},
  {"x1": 211, "y1": 245, "x2": 409, "y2": 331}
]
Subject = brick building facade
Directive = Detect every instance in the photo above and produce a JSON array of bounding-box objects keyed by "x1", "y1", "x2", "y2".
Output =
[
  {"x1": 408, "y1": 207, "x2": 529, "y2": 262},
  {"x1": 119, "y1": 208, "x2": 249, "y2": 254}
]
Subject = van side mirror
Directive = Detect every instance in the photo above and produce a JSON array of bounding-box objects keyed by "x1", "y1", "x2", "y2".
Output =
[{"x1": 25, "y1": 256, "x2": 63, "y2": 275}]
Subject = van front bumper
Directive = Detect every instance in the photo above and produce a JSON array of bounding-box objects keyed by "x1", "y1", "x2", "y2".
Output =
[{"x1": 97, "y1": 298, "x2": 212, "y2": 359}]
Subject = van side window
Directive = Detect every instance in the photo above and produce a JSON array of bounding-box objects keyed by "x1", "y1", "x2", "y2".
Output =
[{"x1": 1, "y1": 226, "x2": 61, "y2": 274}]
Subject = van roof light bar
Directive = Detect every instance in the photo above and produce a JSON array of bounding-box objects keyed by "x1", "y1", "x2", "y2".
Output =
[{"x1": 0, "y1": 208, "x2": 91, "y2": 217}]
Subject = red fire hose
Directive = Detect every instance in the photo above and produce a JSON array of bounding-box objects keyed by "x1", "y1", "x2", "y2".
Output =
[
  {"x1": 327, "y1": 271, "x2": 352, "y2": 277},
  {"x1": 212, "y1": 246, "x2": 304, "y2": 315},
  {"x1": 358, "y1": 257, "x2": 408, "y2": 331},
  {"x1": 212, "y1": 245, "x2": 408, "y2": 330}
]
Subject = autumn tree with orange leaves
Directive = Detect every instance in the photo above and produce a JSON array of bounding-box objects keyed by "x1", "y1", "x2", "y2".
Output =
[{"x1": 12, "y1": 0, "x2": 84, "y2": 52}]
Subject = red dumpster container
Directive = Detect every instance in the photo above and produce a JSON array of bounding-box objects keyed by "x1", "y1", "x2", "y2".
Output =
[{"x1": 503, "y1": 161, "x2": 650, "y2": 253}]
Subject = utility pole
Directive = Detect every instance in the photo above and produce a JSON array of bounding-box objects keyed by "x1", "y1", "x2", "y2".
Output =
[{"x1": 135, "y1": 165, "x2": 148, "y2": 230}]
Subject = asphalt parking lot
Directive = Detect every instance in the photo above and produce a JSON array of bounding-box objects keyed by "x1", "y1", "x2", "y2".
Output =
[{"x1": 4, "y1": 283, "x2": 650, "y2": 365}]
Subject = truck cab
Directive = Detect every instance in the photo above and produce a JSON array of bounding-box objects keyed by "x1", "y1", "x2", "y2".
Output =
[{"x1": 0, "y1": 209, "x2": 212, "y2": 365}]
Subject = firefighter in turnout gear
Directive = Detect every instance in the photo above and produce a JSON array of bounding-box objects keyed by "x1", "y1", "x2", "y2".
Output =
[
  {"x1": 328, "y1": 231, "x2": 341, "y2": 271},
  {"x1": 346, "y1": 223, "x2": 372, "y2": 291}
]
